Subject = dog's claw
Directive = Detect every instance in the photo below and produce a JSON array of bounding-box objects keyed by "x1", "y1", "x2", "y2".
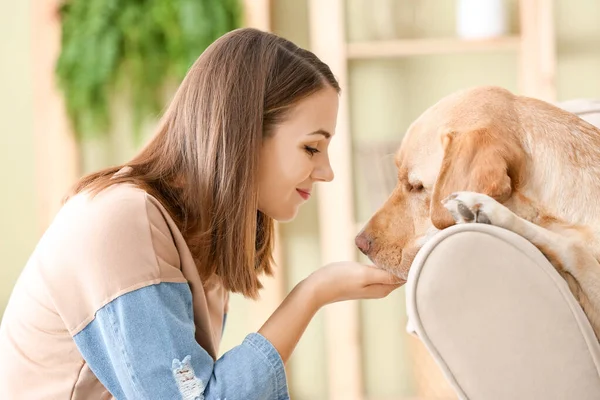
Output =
[
  {"x1": 476, "y1": 212, "x2": 491, "y2": 224},
  {"x1": 442, "y1": 191, "x2": 514, "y2": 228},
  {"x1": 457, "y1": 202, "x2": 475, "y2": 222}
]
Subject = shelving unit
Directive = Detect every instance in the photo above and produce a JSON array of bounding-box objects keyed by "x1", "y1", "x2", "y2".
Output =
[{"x1": 307, "y1": 1, "x2": 556, "y2": 399}]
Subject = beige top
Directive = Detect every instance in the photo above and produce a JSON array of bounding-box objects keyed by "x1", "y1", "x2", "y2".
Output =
[{"x1": 0, "y1": 183, "x2": 228, "y2": 399}]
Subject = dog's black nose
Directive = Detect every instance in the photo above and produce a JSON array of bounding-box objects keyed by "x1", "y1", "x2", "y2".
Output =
[{"x1": 355, "y1": 233, "x2": 372, "y2": 255}]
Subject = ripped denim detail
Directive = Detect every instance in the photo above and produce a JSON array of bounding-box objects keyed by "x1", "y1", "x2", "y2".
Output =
[{"x1": 172, "y1": 355, "x2": 205, "y2": 400}]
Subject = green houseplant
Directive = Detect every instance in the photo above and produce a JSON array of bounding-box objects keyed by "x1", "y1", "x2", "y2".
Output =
[{"x1": 55, "y1": 0, "x2": 242, "y2": 140}]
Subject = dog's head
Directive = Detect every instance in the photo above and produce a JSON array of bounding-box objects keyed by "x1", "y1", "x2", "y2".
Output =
[{"x1": 356, "y1": 86, "x2": 526, "y2": 278}]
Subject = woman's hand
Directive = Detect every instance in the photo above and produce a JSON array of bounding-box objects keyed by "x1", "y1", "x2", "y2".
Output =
[
  {"x1": 258, "y1": 261, "x2": 403, "y2": 364},
  {"x1": 304, "y1": 261, "x2": 405, "y2": 309}
]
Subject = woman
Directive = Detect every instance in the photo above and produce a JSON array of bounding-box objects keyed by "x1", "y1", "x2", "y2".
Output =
[{"x1": 0, "y1": 28, "x2": 401, "y2": 399}]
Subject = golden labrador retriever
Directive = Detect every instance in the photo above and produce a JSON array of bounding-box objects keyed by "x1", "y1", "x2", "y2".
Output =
[{"x1": 356, "y1": 85, "x2": 600, "y2": 339}]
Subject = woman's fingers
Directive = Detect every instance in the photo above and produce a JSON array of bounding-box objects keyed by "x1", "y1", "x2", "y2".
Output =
[
  {"x1": 362, "y1": 265, "x2": 405, "y2": 285},
  {"x1": 362, "y1": 282, "x2": 404, "y2": 299}
]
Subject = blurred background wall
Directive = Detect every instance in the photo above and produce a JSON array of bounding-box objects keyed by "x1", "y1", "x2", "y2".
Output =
[
  {"x1": 1, "y1": 0, "x2": 37, "y2": 320},
  {"x1": 2, "y1": 1, "x2": 600, "y2": 399}
]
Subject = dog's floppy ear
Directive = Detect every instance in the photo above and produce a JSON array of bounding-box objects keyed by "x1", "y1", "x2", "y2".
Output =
[{"x1": 430, "y1": 128, "x2": 524, "y2": 229}]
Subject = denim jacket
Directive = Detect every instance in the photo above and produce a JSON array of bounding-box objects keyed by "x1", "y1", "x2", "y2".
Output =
[{"x1": 0, "y1": 182, "x2": 289, "y2": 400}]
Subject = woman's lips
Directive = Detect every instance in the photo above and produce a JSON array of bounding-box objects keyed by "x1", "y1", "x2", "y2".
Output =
[{"x1": 296, "y1": 189, "x2": 311, "y2": 200}]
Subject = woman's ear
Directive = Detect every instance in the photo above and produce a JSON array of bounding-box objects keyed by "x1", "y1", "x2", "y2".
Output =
[{"x1": 430, "y1": 128, "x2": 523, "y2": 230}]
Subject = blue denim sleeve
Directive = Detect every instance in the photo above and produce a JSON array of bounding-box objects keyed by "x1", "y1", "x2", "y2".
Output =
[{"x1": 73, "y1": 282, "x2": 289, "y2": 400}]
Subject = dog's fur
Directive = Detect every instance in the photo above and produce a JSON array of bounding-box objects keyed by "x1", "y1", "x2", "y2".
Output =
[{"x1": 356, "y1": 85, "x2": 600, "y2": 339}]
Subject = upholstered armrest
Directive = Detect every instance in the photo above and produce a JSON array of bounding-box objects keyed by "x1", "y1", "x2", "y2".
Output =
[{"x1": 405, "y1": 224, "x2": 600, "y2": 400}]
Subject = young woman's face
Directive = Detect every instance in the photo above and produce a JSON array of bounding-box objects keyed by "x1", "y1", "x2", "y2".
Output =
[{"x1": 258, "y1": 86, "x2": 339, "y2": 221}]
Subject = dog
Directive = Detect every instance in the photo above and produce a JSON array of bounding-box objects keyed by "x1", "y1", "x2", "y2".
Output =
[{"x1": 355, "y1": 85, "x2": 600, "y2": 339}]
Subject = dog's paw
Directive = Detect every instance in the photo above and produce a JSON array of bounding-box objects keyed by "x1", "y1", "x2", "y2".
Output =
[{"x1": 442, "y1": 191, "x2": 515, "y2": 228}]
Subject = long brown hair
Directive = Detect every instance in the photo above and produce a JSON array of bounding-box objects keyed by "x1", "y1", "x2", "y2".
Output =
[{"x1": 67, "y1": 28, "x2": 340, "y2": 298}]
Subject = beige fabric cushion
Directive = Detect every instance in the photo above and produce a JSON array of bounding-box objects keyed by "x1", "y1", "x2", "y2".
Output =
[{"x1": 405, "y1": 223, "x2": 600, "y2": 400}]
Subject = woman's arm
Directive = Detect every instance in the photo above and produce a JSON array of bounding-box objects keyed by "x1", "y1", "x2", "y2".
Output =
[
  {"x1": 258, "y1": 279, "x2": 319, "y2": 364},
  {"x1": 74, "y1": 282, "x2": 289, "y2": 400},
  {"x1": 259, "y1": 261, "x2": 402, "y2": 363},
  {"x1": 74, "y1": 264, "x2": 400, "y2": 399}
]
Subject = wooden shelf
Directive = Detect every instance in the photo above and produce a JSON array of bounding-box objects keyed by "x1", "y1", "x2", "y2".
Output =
[{"x1": 347, "y1": 35, "x2": 522, "y2": 59}]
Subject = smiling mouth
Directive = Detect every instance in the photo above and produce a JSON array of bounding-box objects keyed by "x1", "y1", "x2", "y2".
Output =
[{"x1": 296, "y1": 189, "x2": 311, "y2": 200}]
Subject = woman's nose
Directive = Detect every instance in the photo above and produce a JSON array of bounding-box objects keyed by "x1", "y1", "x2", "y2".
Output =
[{"x1": 313, "y1": 159, "x2": 334, "y2": 182}]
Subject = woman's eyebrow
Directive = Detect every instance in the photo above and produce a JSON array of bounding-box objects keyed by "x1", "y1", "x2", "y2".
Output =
[{"x1": 308, "y1": 129, "x2": 331, "y2": 139}]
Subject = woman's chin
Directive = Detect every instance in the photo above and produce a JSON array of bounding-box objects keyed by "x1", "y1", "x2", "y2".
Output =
[{"x1": 263, "y1": 205, "x2": 300, "y2": 223}]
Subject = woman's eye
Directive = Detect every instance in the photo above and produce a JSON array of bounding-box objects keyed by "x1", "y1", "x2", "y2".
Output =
[{"x1": 304, "y1": 145, "x2": 320, "y2": 156}]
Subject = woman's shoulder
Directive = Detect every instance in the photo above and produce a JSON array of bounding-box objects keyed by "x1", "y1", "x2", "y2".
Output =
[
  {"x1": 38, "y1": 182, "x2": 183, "y2": 285},
  {"x1": 67, "y1": 182, "x2": 148, "y2": 214},
  {"x1": 31, "y1": 182, "x2": 188, "y2": 336},
  {"x1": 62, "y1": 183, "x2": 174, "y2": 238}
]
